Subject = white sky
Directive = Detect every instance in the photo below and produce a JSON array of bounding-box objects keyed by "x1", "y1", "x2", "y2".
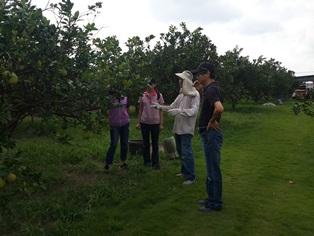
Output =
[{"x1": 31, "y1": 0, "x2": 314, "y2": 76}]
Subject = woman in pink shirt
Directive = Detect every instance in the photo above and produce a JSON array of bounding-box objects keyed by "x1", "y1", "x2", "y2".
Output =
[{"x1": 136, "y1": 79, "x2": 164, "y2": 169}]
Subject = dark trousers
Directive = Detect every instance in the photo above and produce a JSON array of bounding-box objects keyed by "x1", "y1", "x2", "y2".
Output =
[
  {"x1": 105, "y1": 123, "x2": 129, "y2": 164},
  {"x1": 200, "y1": 129, "x2": 223, "y2": 209},
  {"x1": 140, "y1": 123, "x2": 160, "y2": 167}
]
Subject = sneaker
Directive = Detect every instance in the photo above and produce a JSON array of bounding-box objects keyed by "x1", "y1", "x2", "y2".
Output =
[
  {"x1": 104, "y1": 164, "x2": 109, "y2": 174},
  {"x1": 197, "y1": 199, "x2": 208, "y2": 205},
  {"x1": 198, "y1": 205, "x2": 221, "y2": 212},
  {"x1": 183, "y1": 179, "x2": 196, "y2": 185},
  {"x1": 175, "y1": 173, "x2": 185, "y2": 177}
]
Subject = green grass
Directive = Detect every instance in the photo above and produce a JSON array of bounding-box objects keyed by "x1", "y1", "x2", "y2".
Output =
[{"x1": 1, "y1": 100, "x2": 313, "y2": 236}]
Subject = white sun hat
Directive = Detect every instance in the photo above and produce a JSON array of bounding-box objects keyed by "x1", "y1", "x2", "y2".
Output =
[
  {"x1": 175, "y1": 70, "x2": 193, "y2": 85},
  {"x1": 175, "y1": 70, "x2": 197, "y2": 96}
]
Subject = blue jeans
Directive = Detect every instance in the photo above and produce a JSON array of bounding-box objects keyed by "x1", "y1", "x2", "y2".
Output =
[
  {"x1": 200, "y1": 129, "x2": 223, "y2": 209},
  {"x1": 140, "y1": 123, "x2": 160, "y2": 167},
  {"x1": 105, "y1": 123, "x2": 130, "y2": 164},
  {"x1": 175, "y1": 133, "x2": 196, "y2": 181}
]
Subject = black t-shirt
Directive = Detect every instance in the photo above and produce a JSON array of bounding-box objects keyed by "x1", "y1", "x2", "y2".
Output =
[{"x1": 198, "y1": 82, "x2": 223, "y2": 128}]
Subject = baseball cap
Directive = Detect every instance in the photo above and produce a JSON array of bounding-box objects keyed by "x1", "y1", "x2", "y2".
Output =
[{"x1": 191, "y1": 62, "x2": 215, "y2": 78}]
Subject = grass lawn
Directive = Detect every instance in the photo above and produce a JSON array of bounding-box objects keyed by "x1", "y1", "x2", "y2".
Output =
[{"x1": 1, "y1": 100, "x2": 313, "y2": 236}]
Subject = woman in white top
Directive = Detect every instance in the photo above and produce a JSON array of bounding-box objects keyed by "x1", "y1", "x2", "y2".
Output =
[{"x1": 152, "y1": 70, "x2": 200, "y2": 184}]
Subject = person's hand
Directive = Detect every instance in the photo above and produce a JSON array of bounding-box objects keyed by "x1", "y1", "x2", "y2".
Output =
[
  {"x1": 150, "y1": 102, "x2": 161, "y2": 109},
  {"x1": 136, "y1": 123, "x2": 141, "y2": 130},
  {"x1": 193, "y1": 80, "x2": 203, "y2": 91},
  {"x1": 207, "y1": 120, "x2": 220, "y2": 131},
  {"x1": 167, "y1": 109, "x2": 181, "y2": 116},
  {"x1": 159, "y1": 123, "x2": 164, "y2": 131}
]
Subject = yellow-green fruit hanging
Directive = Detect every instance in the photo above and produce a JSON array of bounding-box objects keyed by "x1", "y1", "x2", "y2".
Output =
[
  {"x1": 7, "y1": 173, "x2": 17, "y2": 183},
  {"x1": 8, "y1": 73, "x2": 18, "y2": 85},
  {"x1": 2, "y1": 71, "x2": 11, "y2": 80}
]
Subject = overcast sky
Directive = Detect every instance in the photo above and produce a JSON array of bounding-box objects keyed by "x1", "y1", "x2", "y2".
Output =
[{"x1": 32, "y1": 0, "x2": 314, "y2": 76}]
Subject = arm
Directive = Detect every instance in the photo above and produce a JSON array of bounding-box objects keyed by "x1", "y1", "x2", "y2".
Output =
[
  {"x1": 152, "y1": 94, "x2": 181, "y2": 111},
  {"x1": 159, "y1": 109, "x2": 164, "y2": 131},
  {"x1": 136, "y1": 102, "x2": 143, "y2": 129},
  {"x1": 207, "y1": 101, "x2": 224, "y2": 131},
  {"x1": 126, "y1": 98, "x2": 131, "y2": 114}
]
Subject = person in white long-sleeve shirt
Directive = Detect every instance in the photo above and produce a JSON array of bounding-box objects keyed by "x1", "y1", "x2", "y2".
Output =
[{"x1": 151, "y1": 70, "x2": 200, "y2": 185}]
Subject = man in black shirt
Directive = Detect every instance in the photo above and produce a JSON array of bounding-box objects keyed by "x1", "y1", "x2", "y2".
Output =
[{"x1": 192, "y1": 62, "x2": 224, "y2": 212}]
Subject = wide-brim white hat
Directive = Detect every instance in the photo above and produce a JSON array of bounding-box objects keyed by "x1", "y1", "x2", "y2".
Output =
[{"x1": 175, "y1": 70, "x2": 193, "y2": 85}]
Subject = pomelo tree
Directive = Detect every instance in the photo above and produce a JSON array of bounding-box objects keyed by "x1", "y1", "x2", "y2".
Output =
[
  {"x1": 0, "y1": 0, "x2": 136, "y2": 147},
  {"x1": 218, "y1": 46, "x2": 251, "y2": 109},
  {"x1": 218, "y1": 47, "x2": 294, "y2": 109},
  {"x1": 150, "y1": 22, "x2": 218, "y2": 102},
  {"x1": 1, "y1": 0, "x2": 143, "y2": 197}
]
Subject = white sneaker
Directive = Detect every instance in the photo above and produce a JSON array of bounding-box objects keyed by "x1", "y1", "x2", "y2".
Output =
[
  {"x1": 183, "y1": 180, "x2": 196, "y2": 185},
  {"x1": 175, "y1": 173, "x2": 184, "y2": 177}
]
